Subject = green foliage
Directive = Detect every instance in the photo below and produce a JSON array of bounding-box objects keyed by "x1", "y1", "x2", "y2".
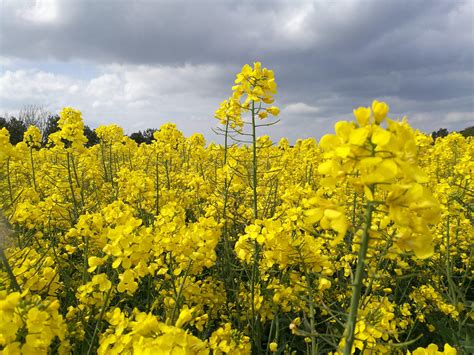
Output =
[
  {"x1": 432, "y1": 128, "x2": 449, "y2": 140},
  {"x1": 129, "y1": 128, "x2": 157, "y2": 144},
  {"x1": 459, "y1": 126, "x2": 474, "y2": 137}
]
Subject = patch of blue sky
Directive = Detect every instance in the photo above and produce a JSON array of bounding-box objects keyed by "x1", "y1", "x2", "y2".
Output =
[{"x1": 0, "y1": 57, "x2": 99, "y2": 80}]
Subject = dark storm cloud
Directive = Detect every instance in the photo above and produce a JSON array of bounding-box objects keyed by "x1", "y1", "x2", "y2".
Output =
[
  {"x1": 2, "y1": 0, "x2": 281, "y2": 64},
  {"x1": 0, "y1": 0, "x2": 473, "y2": 139},
  {"x1": 2, "y1": 1, "x2": 471, "y2": 67}
]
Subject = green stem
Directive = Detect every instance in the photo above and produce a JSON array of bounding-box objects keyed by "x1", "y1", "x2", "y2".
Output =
[
  {"x1": 155, "y1": 154, "x2": 160, "y2": 215},
  {"x1": 251, "y1": 100, "x2": 258, "y2": 221},
  {"x1": 343, "y1": 199, "x2": 374, "y2": 355},
  {"x1": 224, "y1": 120, "x2": 229, "y2": 165},
  {"x1": 29, "y1": 148, "x2": 38, "y2": 192},
  {"x1": 221, "y1": 120, "x2": 235, "y2": 306},
  {"x1": 86, "y1": 284, "x2": 113, "y2": 355},
  {"x1": 165, "y1": 160, "x2": 171, "y2": 190},
  {"x1": 70, "y1": 153, "x2": 85, "y2": 207},
  {"x1": 108, "y1": 144, "x2": 114, "y2": 186},
  {"x1": 82, "y1": 236, "x2": 89, "y2": 284},
  {"x1": 266, "y1": 315, "x2": 276, "y2": 354},
  {"x1": 299, "y1": 250, "x2": 317, "y2": 355},
  {"x1": 249, "y1": 100, "x2": 263, "y2": 352},
  {"x1": 6, "y1": 158, "x2": 13, "y2": 205},
  {"x1": 100, "y1": 143, "x2": 109, "y2": 182},
  {"x1": 445, "y1": 208, "x2": 458, "y2": 306},
  {"x1": 250, "y1": 239, "x2": 262, "y2": 351},
  {"x1": 0, "y1": 248, "x2": 21, "y2": 292},
  {"x1": 66, "y1": 152, "x2": 79, "y2": 221},
  {"x1": 170, "y1": 260, "x2": 193, "y2": 325}
]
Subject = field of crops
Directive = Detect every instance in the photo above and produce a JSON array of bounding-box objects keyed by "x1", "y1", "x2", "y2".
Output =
[{"x1": 0, "y1": 63, "x2": 472, "y2": 354}]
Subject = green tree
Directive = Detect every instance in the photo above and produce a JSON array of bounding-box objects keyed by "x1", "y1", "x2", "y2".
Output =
[
  {"x1": 129, "y1": 128, "x2": 157, "y2": 144},
  {"x1": 5, "y1": 117, "x2": 27, "y2": 144},
  {"x1": 42, "y1": 115, "x2": 60, "y2": 146},
  {"x1": 84, "y1": 126, "x2": 99, "y2": 147},
  {"x1": 0, "y1": 117, "x2": 7, "y2": 129},
  {"x1": 431, "y1": 128, "x2": 449, "y2": 140},
  {"x1": 459, "y1": 126, "x2": 474, "y2": 137}
]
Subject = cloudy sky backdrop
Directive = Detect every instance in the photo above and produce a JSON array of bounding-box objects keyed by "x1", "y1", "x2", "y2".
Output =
[{"x1": 1, "y1": 0, "x2": 473, "y2": 142}]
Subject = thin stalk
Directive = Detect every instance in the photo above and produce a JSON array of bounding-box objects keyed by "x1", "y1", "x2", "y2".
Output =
[
  {"x1": 66, "y1": 152, "x2": 79, "y2": 221},
  {"x1": 250, "y1": 240, "x2": 261, "y2": 351},
  {"x1": 6, "y1": 158, "x2": 13, "y2": 205},
  {"x1": 221, "y1": 120, "x2": 234, "y2": 303},
  {"x1": 445, "y1": 209, "x2": 458, "y2": 306},
  {"x1": 29, "y1": 148, "x2": 38, "y2": 192},
  {"x1": 108, "y1": 144, "x2": 114, "y2": 186},
  {"x1": 100, "y1": 143, "x2": 109, "y2": 182},
  {"x1": 266, "y1": 315, "x2": 276, "y2": 355},
  {"x1": 70, "y1": 153, "x2": 85, "y2": 207},
  {"x1": 249, "y1": 100, "x2": 262, "y2": 352},
  {"x1": 0, "y1": 248, "x2": 21, "y2": 292},
  {"x1": 224, "y1": 120, "x2": 229, "y2": 165},
  {"x1": 343, "y1": 199, "x2": 374, "y2": 355},
  {"x1": 86, "y1": 285, "x2": 113, "y2": 355},
  {"x1": 82, "y1": 236, "x2": 89, "y2": 284},
  {"x1": 170, "y1": 260, "x2": 193, "y2": 324},
  {"x1": 155, "y1": 154, "x2": 160, "y2": 215},
  {"x1": 299, "y1": 251, "x2": 317, "y2": 355},
  {"x1": 251, "y1": 101, "x2": 258, "y2": 220},
  {"x1": 165, "y1": 161, "x2": 171, "y2": 190}
]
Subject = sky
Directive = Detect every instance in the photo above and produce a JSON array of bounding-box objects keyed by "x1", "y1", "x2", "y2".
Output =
[{"x1": 0, "y1": 0, "x2": 473, "y2": 143}]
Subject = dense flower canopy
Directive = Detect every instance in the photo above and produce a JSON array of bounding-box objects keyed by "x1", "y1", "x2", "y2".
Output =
[{"x1": 0, "y1": 63, "x2": 472, "y2": 354}]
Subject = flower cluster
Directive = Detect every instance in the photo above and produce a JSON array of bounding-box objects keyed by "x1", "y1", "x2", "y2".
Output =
[
  {"x1": 48, "y1": 107, "x2": 88, "y2": 151},
  {"x1": 319, "y1": 101, "x2": 441, "y2": 258},
  {"x1": 0, "y1": 291, "x2": 69, "y2": 354},
  {"x1": 0, "y1": 64, "x2": 471, "y2": 354}
]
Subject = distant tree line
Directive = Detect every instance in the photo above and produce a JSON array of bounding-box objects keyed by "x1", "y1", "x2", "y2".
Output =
[
  {"x1": 0, "y1": 113, "x2": 100, "y2": 147},
  {"x1": 431, "y1": 127, "x2": 474, "y2": 140},
  {"x1": 1, "y1": 105, "x2": 472, "y2": 146},
  {"x1": 0, "y1": 105, "x2": 159, "y2": 147},
  {"x1": 129, "y1": 129, "x2": 157, "y2": 145}
]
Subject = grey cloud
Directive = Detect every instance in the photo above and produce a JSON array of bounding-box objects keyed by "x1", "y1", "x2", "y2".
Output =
[
  {"x1": 2, "y1": 1, "x2": 470, "y2": 66},
  {"x1": 0, "y1": 0, "x2": 473, "y2": 138}
]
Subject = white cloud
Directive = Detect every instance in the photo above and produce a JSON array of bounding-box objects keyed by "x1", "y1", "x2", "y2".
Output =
[
  {"x1": 279, "y1": 1, "x2": 317, "y2": 46},
  {"x1": 445, "y1": 112, "x2": 474, "y2": 123},
  {"x1": 0, "y1": 63, "x2": 229, "y2": 137},
  {"x1": 68, "y1": 84, "x2": 79, "y2": 94},
  {"x1": 0, "y1": 56, "x2": 14, "y2": 68},
  {"x1": 410, "y1": 112, "x2": 433, "y2": 123},
  {"x1": 410, "y1": 111, "x2": 474, "y2": 126},
  {"x1": 82, "y1": 63, "x2": 229, "y2": 111},
  {"x1": 283, "y1": 102, "x2": 320, "y2": 115},
  {"x1": 86, "y1": 73, "x2": 123, "y2": 102},
  {"x1": 18, "y1": 0, "x2": 60, "y2": 24},
  {"x1": 0, "y1": 69, "x2": 78, "y2": 103},
  {"x1": 127, "y1": 100, "x2": 151, "y2": 109}
]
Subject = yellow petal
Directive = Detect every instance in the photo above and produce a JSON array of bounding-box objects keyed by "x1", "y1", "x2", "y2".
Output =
[
  {"x1": 372, "y1": 127, "x2": 391, "y2": 146},
  {"x1": 349, "y1": 128, "x2": 369, "y2": 146},
  {"x1": 372, "y1": 100, "x2": 389, "y2": 124},
  {"x1": 353, "y1": 106, "x2": 371, "y2": 126},
  {"x1": 319, "y1": 134, "x2": 340, "y2": 151},
  {"x1": 324, "y1": 209, "x2": 342, "y2": 220}
]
